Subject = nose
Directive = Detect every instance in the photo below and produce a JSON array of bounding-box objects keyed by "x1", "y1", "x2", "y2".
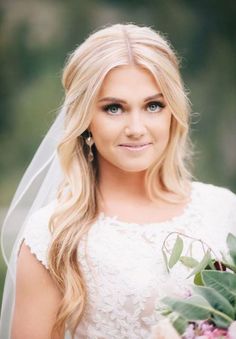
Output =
[{"x1": 125, "y1": 112, "x2": 146, "y2": 138}]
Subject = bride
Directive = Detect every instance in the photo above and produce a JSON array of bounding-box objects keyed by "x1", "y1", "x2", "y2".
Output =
[{"x1": 1, "y1": 23, "x2": 236, "y2": 339}]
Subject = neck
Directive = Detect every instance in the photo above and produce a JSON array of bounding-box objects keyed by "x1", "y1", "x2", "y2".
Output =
[
  {"x1": 99, "y1": 161, "x2": 149, "y2": 197},
  {"x1": 96, "y1": 157, "x2": 152, "y2": 205},
  {"x1": 99, "y1": 169, "x2": 147, "y2": 196}
]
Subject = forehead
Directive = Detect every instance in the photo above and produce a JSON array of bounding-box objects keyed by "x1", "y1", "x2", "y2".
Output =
[{"x1": 97, "y1": 65, "x2": 161, "y2": 98}]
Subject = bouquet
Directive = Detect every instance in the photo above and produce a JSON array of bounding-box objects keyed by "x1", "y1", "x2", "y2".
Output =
[{"x1": 155, "y1": 232, "x2": 236, "y2": 339}]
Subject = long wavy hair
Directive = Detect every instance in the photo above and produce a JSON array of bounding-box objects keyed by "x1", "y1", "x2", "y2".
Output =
[{"x1": 48, "y1": 23, "x2": 192, "y2": 337}]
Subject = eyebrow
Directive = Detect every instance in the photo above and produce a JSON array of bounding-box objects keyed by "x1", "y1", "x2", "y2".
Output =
[{"x1": 98, "y1": 93, "x2": 164, "y2": 104}]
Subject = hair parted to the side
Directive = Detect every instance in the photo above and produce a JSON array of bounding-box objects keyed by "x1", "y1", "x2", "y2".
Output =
[{"x1": 48, "y1": 23, "x2": 193, "y2": 337}]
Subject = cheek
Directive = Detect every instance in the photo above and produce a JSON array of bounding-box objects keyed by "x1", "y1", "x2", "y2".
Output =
[
  {"x1": 153, "y1": 115, "x2": 171, "y2": 141},
  {"x1": 90, "y1": 117, "x2": 120, "y2": 147}
]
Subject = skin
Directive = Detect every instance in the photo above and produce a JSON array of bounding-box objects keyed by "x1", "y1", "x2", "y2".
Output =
[
  {"x1": 11, "y1": 243, "x2": 64, "y2": 339},
  {"x1": 90, "y1": 65, "x2": 171, "y2": 174},
  {"x1": 90, "y1": 65, "x2": 190, "y2": 223}
]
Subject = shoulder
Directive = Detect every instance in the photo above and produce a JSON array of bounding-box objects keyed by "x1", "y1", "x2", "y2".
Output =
[
  {"x1": 20, "y1": 200, "x2": 57, "y2": 269},
  {"x1": 13, "y1": 243, "x2": 63, "y2": 337},
  {"x1": 192, "y1": 181, "x2": 236, "y2": 224},
  {"x1": 193, "y1": 181, "x2": 236, "y2": 204}
]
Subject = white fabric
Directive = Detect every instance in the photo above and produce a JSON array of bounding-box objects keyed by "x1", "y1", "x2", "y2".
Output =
[{"x1": 20, "y1": 181, "x2": 236, "y2": 339}]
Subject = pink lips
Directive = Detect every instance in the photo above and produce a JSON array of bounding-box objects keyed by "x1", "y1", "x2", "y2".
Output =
[{"x1": 118, "y1": 143, "x2": 152, "y2": 151}]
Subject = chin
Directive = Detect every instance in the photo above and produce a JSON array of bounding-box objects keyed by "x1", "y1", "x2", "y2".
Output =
[{"x1": 116, "y1": 164, "x2": 151, "y2": 173}]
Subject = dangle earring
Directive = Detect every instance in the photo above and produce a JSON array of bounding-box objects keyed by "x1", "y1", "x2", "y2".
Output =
[{"x1": 85, "y1": 131, "x2": 94, "y2": 162}]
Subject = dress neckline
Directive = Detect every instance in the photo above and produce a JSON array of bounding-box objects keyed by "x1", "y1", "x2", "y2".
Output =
[{"x1": 98, "y1": 181, "x2": 198, "y2": 228}]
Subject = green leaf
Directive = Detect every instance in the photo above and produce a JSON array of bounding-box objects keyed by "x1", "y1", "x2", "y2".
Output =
[
  {"x1": 161, "y1": 295, "x2": 211, "y2": 320},
  {"x1": 212, "y1": 314, "x2": 233, "y2": 329},
  {"x1": 156, "y1": 304, "x2": 172, "y2": 316},
  {"x1": 168, "y1": 236, "x2": 183, "y2": 269},
  {"x1": 221, "y1": 261, "x2": 236, "y2": 274},
  {"x1": 169, "y1": 312, "x2": 188, "y2": 335},
  {"x1": 207, "y1": 260, "x2": 216, "y2": 270},
  {"x1": 220, "y1": 251, "x2": 236, "y2": 271},
  {"x1": 187, "y1": 250, "x2": 211, "y2": 278},
  {"x1": 227, "y1": 233, "x2": 236, "y2": 266},
  {"x1": 162, "y1": 248, "x2": 169, "y2": 273},
  {"x1": 193, "y1": 285, "x2": 235, "y2": 319},
  {"x1": 194, "y1": 272, "x2": 204, "y2": 286},
  {"x1": 201, "y1": 270, "x2": 236, "y2": 305},
  {"x1": 162, "y1": 295, "x2": 233, "y2": 326},
  {"x1": 180, "y1": 256, "x2": 199, "y2": 268}
]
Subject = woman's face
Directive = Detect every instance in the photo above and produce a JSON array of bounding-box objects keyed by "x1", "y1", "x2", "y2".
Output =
[{"x1": 89, "y1": 65, "x2": 172, "y2": 173}]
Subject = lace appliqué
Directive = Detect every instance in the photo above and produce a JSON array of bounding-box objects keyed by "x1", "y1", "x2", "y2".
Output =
[
  {"x1": 76, "y1": 188, "x2": 201, "y2": 338},
  {"x1": 20, "y1": 183, "x2": 236, "y2": 339}
]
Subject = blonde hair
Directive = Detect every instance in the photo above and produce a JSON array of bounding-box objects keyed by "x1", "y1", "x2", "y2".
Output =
[{"x1": 48, "y1": 23, "x2": 192, "y2": 337}]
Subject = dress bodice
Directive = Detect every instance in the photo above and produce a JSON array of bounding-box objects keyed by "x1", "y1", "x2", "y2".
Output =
[{"x1": 21, "y1": 182, "x2": 236, "y2": 338}]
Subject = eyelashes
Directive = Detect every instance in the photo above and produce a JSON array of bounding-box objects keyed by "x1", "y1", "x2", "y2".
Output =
[
  {"x1": 102, "y1": 101, "x2": 166, "y2": 115},
  {"x1": 147, "y1": 101, "x2": 165, "y2": 112},
  {"x1": 103, "y1": 103, "x2": 122, "y2": 115}
]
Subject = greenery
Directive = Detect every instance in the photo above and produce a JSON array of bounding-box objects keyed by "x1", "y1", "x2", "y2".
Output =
[
  {"x1": 1, "y1": 0, "x2": 236, "y2": 206},
  {"x1": 160, "y1": 232, "x2": 236, "y2": 336},
  {"x1": 0, "y1": 260, "x2": 6, "y2": 310}
]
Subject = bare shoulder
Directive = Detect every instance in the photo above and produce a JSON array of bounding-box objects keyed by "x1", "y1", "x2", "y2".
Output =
[{"x1": 11, "y1": 242, "x2": 64, "y2": 339}]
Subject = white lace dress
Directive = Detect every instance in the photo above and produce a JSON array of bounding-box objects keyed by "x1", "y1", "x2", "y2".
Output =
[{"x1": 21, "y1": 182, "x2": 236, "y2": 339}]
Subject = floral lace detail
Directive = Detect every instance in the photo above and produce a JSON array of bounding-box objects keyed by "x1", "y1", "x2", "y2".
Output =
[
  {"x1": 20, "y1": 182, "x2": 236, "y2": 339},
  {"x1": 75, "y1": 182, "x2": 236, "y2": 339},
  {"x1": 76, "y1": 205, "x2": 197, "y2": 338}
]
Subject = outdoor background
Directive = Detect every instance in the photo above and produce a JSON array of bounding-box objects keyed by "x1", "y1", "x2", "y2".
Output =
[{"x1": 0, "y1": 0, "x2": 236, "y2": 313}]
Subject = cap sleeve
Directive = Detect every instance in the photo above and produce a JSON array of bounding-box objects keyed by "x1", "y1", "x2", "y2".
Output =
[
  {"x1": 20, "y1": 201, "x2": 56, "y2": 269},
  {"x1": 192, "y1": 182, "x2": 236, "y2": 243},
  {"x1": 228, "y1": 189, "x2": 236, "y2": 234}
]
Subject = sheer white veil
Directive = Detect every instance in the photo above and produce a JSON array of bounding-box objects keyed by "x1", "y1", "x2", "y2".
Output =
[{"x1": 0, "y1": 105, "x2": 67, "y2": 337}]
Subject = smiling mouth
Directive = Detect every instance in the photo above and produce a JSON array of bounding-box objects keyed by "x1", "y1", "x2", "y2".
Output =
[{"x1": 118, "y1": 143, "x2": 152, "y2": 151}]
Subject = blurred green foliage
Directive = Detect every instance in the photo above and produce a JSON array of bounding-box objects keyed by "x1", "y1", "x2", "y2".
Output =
[
  {"x1": 0, "y1": 257, "x2": 6, "y2": 309},
  {"x1": 0, "y1": 0, "x2": 236, "y2": 311}
]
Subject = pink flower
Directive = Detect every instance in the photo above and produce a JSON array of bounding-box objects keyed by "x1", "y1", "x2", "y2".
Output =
[
  {"x1": 201, "y1": 328, "x2": 227, "y2": 338},
  {"x1": 183, "y1": 324, "x2": 195, "y2": 339},
  {"x1": 228, "y1": 321, "x2": 236, "y2": 339},
  {"x1": 183, "y1": 321, "x2": 229, "y2": 339}
]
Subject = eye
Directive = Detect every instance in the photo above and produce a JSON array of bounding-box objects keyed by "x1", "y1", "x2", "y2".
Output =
[
  {"x1": 103, "y1": 103, "x2": 123, "y2": 115},
  {"x1": 147, "y1": 101, "x2": 165, "y2": 113}
]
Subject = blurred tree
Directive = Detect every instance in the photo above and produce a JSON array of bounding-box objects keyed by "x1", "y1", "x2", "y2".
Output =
[{"x1": 0, "y1": 0, "x2": 235, "y2": 203}]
